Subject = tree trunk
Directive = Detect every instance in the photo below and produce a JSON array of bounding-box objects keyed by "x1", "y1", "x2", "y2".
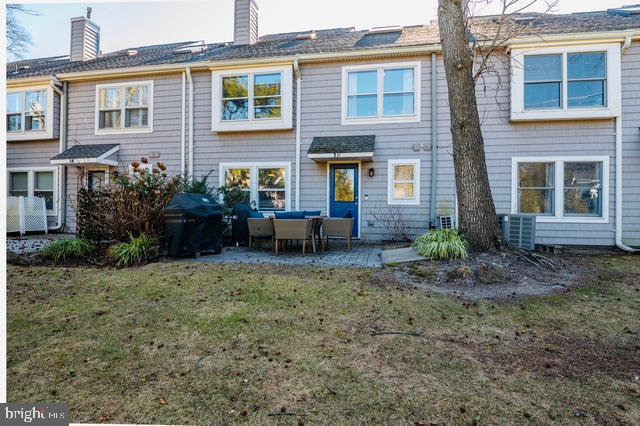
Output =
[{"x1": 437, "y1": 0, "x2": 503, "y2": 251}]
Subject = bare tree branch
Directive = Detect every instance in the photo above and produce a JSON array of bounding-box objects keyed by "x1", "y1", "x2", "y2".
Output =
[{"x1": 6, "y1": 5, "x2": 40, "y2": 61}]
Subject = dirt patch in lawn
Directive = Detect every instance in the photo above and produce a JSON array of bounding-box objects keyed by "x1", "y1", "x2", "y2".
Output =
[{"x1": 381, "y1": 251, "x2": 601, "y2": 301}]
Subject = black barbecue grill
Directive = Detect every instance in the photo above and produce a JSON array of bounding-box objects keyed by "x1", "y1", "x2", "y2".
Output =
[{"x1": 165, "y1": 193, "x2": 225, "y2": 258}]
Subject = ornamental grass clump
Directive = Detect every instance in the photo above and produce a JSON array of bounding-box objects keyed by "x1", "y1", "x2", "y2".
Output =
[
  {"x1": 412, "y1": 229, "x2": 468, "y2": 260},
  {"x1": 109, "y1": 233, "x2": 156, "y2": 268},
  {"x1": 42, "y1": 238, "x2": 96, "y2": 264}
]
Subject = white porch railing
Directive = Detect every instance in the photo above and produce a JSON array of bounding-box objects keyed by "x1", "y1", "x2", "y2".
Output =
[{"x1": 6, "y1": 196, "x2": 48, "y2": 235}]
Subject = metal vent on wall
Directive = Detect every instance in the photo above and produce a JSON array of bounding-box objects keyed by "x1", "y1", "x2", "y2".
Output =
[
  {"x1": 437, "y1": 216, "x2": 454, "y2": 230},
  {"x1": 500, "y1": 215, "x2": 536, "y2": 251}
]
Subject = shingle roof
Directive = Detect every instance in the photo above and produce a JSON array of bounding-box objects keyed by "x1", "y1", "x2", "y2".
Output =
[
  {"x1": 51, "y1": 144, "x2": 119, "y2": 160},
  {"x1": 8, "y1": 10, "x2": 640, "y2": 80},
  {"x1": 308, "y1": 135, "x2": 375, "y2": 155}
]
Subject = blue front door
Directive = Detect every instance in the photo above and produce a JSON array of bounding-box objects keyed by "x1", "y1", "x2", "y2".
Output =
[{"x1": 329, "y1": 164, "x2": 359, "y2": 237}]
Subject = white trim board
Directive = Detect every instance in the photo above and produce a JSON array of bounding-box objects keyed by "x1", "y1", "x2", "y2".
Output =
[
  {"x1": 510, "y1": 43, "x2": 622, "y2": 121},
  {"x1": 219, "y1": 161, "x2": 292, "y2": 212},
  {"x1": 6, "y1": 84, "x2": 56, "y2": 141},
  {"x1": 211, "y1": 64, "x2": 293, "y2": 132},
  {"x1": 341, "y1": 61, "x2": 422, "y2": 126},
  {"x1": 94, "y1": 80, "x2": 154, "y2": 135},
  {"x1": 511, "y1": 156, "x2": 610, "y2": 224},
  {"x1": 7, "y1": 167, "x2": 59, "y2": 216},
  {"x1": 387, "y1": 159, "x2": 421, "y2": 206}
]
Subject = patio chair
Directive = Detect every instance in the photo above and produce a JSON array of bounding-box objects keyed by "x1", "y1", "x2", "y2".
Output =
[
  {"x1": 247, "y1": 217, "x2": 275, "y2": 251},
  {"x1": 322, "y1": 218, "x2": 354, "y2": 251},
  {"x1": 273, "y1": 219, "x2": 316, "y2": 255}
]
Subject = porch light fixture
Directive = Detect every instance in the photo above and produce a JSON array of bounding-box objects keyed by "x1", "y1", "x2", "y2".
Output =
[{"x1": 368, "y1": 168, "x2": 375, "y2": 177}]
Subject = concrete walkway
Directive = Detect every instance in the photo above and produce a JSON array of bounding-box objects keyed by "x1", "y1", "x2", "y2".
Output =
[{"x1": 183, "y1": 240, "x2": 382, "y2": 268}]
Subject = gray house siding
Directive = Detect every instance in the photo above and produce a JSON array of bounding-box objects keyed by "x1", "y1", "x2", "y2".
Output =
[
  {"x1": 7, "y1": 140, "x2": 61, "y2": 227},
  {"x1": 63, "y1": 72, "x2": 185, "y2": 230},
  {"x1": 190, "y1": 70, "x2": 298, "y2": 204},
  {"x1": 439, "y1": 52, "x2": 617, "y2": 246},
  {"x1": 621, "y1": 41, "x2": 640, "y2": 247},
  {"x1": 298, "y1": 57, "x2": 433, "y2": 241}
]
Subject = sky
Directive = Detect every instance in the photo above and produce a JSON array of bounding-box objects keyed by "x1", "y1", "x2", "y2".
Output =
[{"x1": 10, "y1": 0, "x2": 640, "y2": 60}]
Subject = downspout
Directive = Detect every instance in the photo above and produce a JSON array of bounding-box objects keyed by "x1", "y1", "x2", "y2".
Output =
[
  {"x1": 181, "y1": 71, "x2": 186, "y2": 176},
  {"x1": 51, "y1": 82, "x2": 66, "y2": 232},
  {"x1": 294, "y1": 59, "x2": 302, "y2": 211},
  {"x1": 186, "y1": 67, "x2": 194, "y2": 179},
  {"x1": 615, "y1": 36, "x2": 636, "y2": 252},
  {"x1": 429, "y1": 53, "x2": 438, "y2": 227}
]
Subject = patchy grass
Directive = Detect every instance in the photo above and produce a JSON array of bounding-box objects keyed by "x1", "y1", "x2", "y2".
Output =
[{"x1": 7, "y1": 255, "x2": 640, "y2": 424}]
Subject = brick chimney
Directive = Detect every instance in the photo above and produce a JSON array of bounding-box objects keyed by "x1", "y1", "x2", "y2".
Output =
[
  {"x1": 70, "y1": 7, "x2": 100, "y2": 62},
  {"x1": 234, "y1": 0, "x2": 259, "y2": 46}
]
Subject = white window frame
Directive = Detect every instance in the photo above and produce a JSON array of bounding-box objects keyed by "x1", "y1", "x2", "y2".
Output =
[
  {"x1": 511, "y1": 156, "x2": 609, "y2": 224},
  {"x1": 341, "y1": 61, "x2": 421, "y2": 126},
  {"x1": 219, "y1": 162, "x2": 291, "y2": 212},
  {"x1": 94, "y1": 80, "x2": 154, "y2": 135},
  {"x1": 7, "y1": 167, "x2": 58, "y2": 215},
  {"x1": 511, "y1": 43, "x2": 621, "y2": 121},
  {"x1": 211, "y1": 65, "x2": 293, "y2": 132},
  {"x1": 6, "y1": 85, "x2": 55, "y2": 141},
  {"x1": 387, "y1": 159, "x2": 421, "y2": 206}
]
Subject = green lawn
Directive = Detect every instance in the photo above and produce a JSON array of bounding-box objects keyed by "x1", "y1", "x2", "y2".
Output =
[{"x1": 7, "y1": 256, "x2": 640, "y2": 424}]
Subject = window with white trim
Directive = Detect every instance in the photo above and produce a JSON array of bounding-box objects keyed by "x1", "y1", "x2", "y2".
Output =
[
  {"x1": 387, "y1": 159, "x2": 420, "y2": 205},
  {"x1": 512, "y1": 157, "x2": 608, "y2": 223},
  {"x1": 6, "y1": 89, "x2": 47, "y2": 132},
  {"x1": 212, "y1": 65, "x2": 293, "y2": 131},
  {"x1": 511, "y1": 44, "x2": 620, "y2": 121},
  {"x1": 343, "y1": 62, "x2": 421, "y2": 125},
  {"x1": 220, "y1": 163, "x2": 290, "y2": 211},
  {"x1": 7, "y1": 168, "x2": 57, "y2": 213},
  {"x1": 96, "y1": 81, "x2": 153, "y2": 134}
]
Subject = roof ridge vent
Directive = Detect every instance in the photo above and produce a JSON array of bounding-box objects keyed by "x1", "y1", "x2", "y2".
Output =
[
  {"x1": 367, "y1": 25, "x2": 403, "y2": 35},
  {"x1": 296, "y1": 30, "x2": 317, "y2": 40},
  {"x1": 607, "y1": 4, "x2": 640, "y2": 16}
]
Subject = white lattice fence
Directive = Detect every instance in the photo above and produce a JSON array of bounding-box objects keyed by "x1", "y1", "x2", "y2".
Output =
[{"x1": 6, "y1": 196, "x2": 48, "y2": 235}]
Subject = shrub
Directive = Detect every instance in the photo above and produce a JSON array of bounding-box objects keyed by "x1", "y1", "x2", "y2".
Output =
[
  {"x1": 43, "y1": 239, "x2": 96, "y2": 263},
  {"x1": 109, "y1": 233, "x2": 156, "y2": 268},
  {"x1": 76, "y1": 159, "x2": 215, "y2": 243},
  {"x1": 411, "y1": 229, "x2": 468, "y2": 260},
  {"x1": 369, "y1": 206, "x2": 411, "y2": 241}
]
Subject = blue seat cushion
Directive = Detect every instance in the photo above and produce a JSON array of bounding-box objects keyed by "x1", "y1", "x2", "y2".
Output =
[
  {"x1": 274, "y1": 211, "x2": 306, "y2": 219},
  {"x1": 304, "y1": 210, "x2": 321, "y2": 217},
  {"x1": 342, "y1": 210, "x2": 353, "y2": 219},
  {"x1": 249, "y1": 210, "x2": 265, "y2": 218}
]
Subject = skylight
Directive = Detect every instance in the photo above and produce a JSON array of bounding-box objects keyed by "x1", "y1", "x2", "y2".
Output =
[
  {"x1": 173, "y1": 41, "x2": 208, "y2": 54},
  {"x1": 367, "y1": 25, "x2": 403, "y2": 35},
  {"x1": 607, "y1": 4, "x2": 640, "y2": 16}
]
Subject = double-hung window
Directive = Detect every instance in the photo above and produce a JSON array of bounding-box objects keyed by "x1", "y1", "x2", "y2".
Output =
[
  {"x1": 220, "y1": 163, "x2": 290, "y2": 211},
  {"x1": 7, "y1": 168, "x2": 57, "y2": 213},
  {"x1": 387, "y1": 159, "x2": 420, "y2": 205},
  {"x1": 96, "y1": 81, "x2": 153, "y2": 134},
  {"x1": 342, "y1": 62, "x2": 421, "y2": 124},
  {"x1": 6, "y1": 87, "x2": 53, "y2": 140},
  {"x1": 512, "y1": 157, "x2": 609, "y2": 223},
  {"x1": 511, "y1": 44, "x2": 620, "y2": 120},
  {"x1": 212, "y1": 65, "x2": 293, "y2": 131}
]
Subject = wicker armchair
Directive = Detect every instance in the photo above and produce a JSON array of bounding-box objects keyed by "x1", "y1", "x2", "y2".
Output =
[
  {"x1": 247, "y1": 218, "x2": 275, "y2": 251},
  {"x1": 322, "y1": 218, "x2": 354, "y2": 251},
  {"x1": 273, "y1": 219, "x2": 315, "y2": 255}
]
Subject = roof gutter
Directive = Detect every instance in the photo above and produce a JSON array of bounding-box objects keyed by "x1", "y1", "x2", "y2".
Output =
[
  {"x1": 7, "y1": 76, "x2": 61, "y2": 88},
  {"x1": 507, "y1": 29, "x2": 640, "y2": 49}
]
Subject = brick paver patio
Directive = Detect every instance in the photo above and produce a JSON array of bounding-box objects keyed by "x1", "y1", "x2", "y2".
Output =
[{"x1": 185, "y1": 240, "x2": 382, "y2": 268}]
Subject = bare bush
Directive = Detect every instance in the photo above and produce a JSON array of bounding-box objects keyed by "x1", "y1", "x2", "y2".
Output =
[{"x1": 370, "y1": 206, "x2": 412, "y2": 242}]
